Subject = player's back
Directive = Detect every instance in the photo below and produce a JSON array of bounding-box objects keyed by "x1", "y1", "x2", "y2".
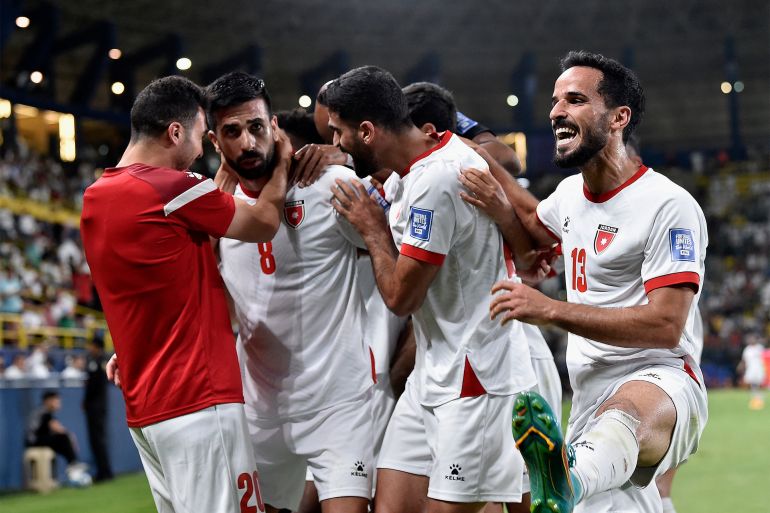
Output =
[
  {"x1": 81, "y1": 164, "x2": 242, "y2": 427},
  {"x1": 219, "y1": 165, "x2": 371, "y2": 418},
  {"x1": 387, "y1": 132, "x2": 535, "y2": 406}
]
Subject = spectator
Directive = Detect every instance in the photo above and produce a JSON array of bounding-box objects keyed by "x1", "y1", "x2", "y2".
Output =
[
  {"x1": 4, "y1": 353, "x2": 27, "y2": 379},
  {"x1": 26, "y1": 390, "x2": 91, "y2": 486},
  {"x1": 83, "y1": 337, "x2": 113, "y2": 482},
  {"x1": 61, "y1": 354, "x2": 86, "y2": 379}
]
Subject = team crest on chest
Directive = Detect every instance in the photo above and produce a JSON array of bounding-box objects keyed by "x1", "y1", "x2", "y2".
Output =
[
  {"x1": 594, "y1": 224, "x2": 618, "y2": 254},
  {"x1": 284, "y1": 200, "x2": 305, "y2": 229}
]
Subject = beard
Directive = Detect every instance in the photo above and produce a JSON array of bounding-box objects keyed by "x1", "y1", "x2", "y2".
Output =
[
  {"x1": 553, "y1": 115, "x2": 609, "y2": 169},
  {"x1": 227, "y1": 145, "x2": 277, "y2": 180},
  {"x1": 341, "y1": 138, "x2": 378, "y2": 178}
]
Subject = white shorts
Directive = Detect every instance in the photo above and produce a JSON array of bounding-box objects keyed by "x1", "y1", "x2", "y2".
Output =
[
  {"x1": 522, "y1": 356, "x2": 563, "y2": 494},
  {"x1": 130, "y1": 403, "x2": 264, "y2": 513},
  {"x1": 567, "y1": 357, "x2": 708, "y2": 493},
  {"x1": 246, "y1": 391, "x2": 373, "y2": 511},
  {"x1": 372, "y1": 374, "x2": 397, "y2": 460},
  {"x1": 378, "y1": 379, "x2": 525, "y2": 503}
]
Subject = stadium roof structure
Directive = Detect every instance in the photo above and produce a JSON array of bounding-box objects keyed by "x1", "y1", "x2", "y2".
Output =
[{"x1": 2, "y1": 0, "x2": 769, "y2": 153}]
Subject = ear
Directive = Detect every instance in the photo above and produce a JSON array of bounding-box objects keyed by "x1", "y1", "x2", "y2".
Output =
[
  {"x1": 167, "y1": 121, "x2": 184, "y2": 146},
  {"x1": 271, "y1": 115, "x2": 279, "y2": 132},
  {"x1": 419, "y1": 122, "x2": 437, "y2": 135},
  {"x1": 359, "y1": 120, "x2": 375, "y2": 144},
  {"x1": 611, "y1": 106, "x2": 632, "y2": 134},
  {"x1": 207, "y1": 130, "x2": 220, "y2": 153}
]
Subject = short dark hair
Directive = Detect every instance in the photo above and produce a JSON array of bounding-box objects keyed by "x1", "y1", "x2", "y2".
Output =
[
  {"x1": 42, "y1": 391, "x2": 59, "y2": 402},
  {"x1": 276, "y1": 109, "x2": 323, "y2": 146},
  {"x1": 560, "y1": 51, "x2": 645, "y2": 143},
  {"x1": 206, "y1": 71, "x2": 271, "y2": 130},
  {"x1": 324, "y1": 66, "x2": 411, "y2": 132},
  {"x1": 130, "y1": 76, "x2": 207, "y2": 139},
  {"x1": 402, "y1": 82, "x2": 457, "y2": 132}
]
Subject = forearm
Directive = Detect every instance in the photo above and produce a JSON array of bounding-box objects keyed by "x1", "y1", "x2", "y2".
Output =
[
  {"x1": 361, "y1": 229, "x2": 405, "y2": 314},
  {"x1": 547, "y1": 301, "x2": 684, "y2": 349}
]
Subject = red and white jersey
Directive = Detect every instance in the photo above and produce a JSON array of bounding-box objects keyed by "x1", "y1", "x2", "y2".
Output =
[
  {"x1": 80, "y1": 164, "x2": 242, "y2": 428},
  {"x1": 536, "y1": 165, "x2": 708, "y2": 371},
  {"x1": 386, "y1": 132, "x2": 535, "y2": 407},
  {"x1": 219, "y1": 165, "x2": 372, "y2": 419}
]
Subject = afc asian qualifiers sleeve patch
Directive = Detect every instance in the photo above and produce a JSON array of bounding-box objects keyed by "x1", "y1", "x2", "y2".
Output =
[
  {"x1": 669, "y1": 228, "x2": 696, "y2": 262},
  {"x1": 408, "y1": 207, "x2": 434, "y2": 241}
]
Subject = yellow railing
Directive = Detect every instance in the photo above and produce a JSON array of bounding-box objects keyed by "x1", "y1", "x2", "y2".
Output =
[{"x1": 0, "y1": 313, "x2": 112, "y2": 350}]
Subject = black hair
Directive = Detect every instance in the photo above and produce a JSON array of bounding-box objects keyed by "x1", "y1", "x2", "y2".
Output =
[
  {"x1": 42, "y1": 390, "x2": 59, "y2": 401},
  {"x1": 275, "y1": 109, "x2": 324, "y2": 145},
  {"x1": 402, "y1": 82, "x2": 457, "y2": 132},
  {"x1": 130, "y1": 76, "x2": 207, "y2": 139},
  {"x1": 323, "y1": 66, "x2": 412, "y2": 132},
  {"x1": 205, "y1": 71, "x2": 272, "y2": 130},
  {"x1": 560, "y1": 51, "x2": 645, "y2": 143}
]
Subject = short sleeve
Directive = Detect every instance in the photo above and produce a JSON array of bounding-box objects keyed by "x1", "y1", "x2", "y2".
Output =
[
  {"x1": 641, "y1": 195, "x2": 706, "y2": 294},
  {"x1": 535, "y1": 190, "x2": 562, "y2": 242},
  {"x1": 168, "y1": 179, "x2": 236, "y2": 238},
  {"x1": 400, "y1": 163, "x2": 457, "y2": 266}
]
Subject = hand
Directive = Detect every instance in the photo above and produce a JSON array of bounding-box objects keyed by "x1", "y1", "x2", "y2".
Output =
[
  {"x1": 518, "y1": 247, "x2": 559, "y2": 286},
  {"x1": 293, "y1": 144, "x2": 348, "y2": 188},
  {"x1": 214, "y1": 166, "x2": 239, "y2": 195},
  {"x1": 273, "y1": 128, "x2": 294, "y2": 178},
  {"x1": 106, "y1": 353, "x2": 121, "y2": 389},
  {"x1": 330, "y1": 178, "x2": 389, "y2": 238},
  {"x1": 490, "y1": 280, "x2": 555, "y2": 326},
  {"x1": 459, "y1": 168, "x2": 514, "y2": 225}
]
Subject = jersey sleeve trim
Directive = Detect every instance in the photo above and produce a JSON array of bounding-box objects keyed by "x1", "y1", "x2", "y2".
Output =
[
  {"x1": 400, "y1": 243, "x2": 446, "y2": 266},
  {"x1": 535, "y1": 211, "x2": 561, "y2": 242},
  {"x1": 163, "y1": 180, "x2": 218, "y2": 216},
  {"x1": 643, "y1": 271, "x2": 700, "y2": 294}
]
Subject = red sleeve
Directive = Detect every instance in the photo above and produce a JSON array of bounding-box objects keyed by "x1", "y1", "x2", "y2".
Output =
[
  {"x1": 172, "y1": 188, "x2": 236, "y2": 238},
  {"x1": 401, "y1": 243, "x2": 446, "y2": 265},
  {"x1": 643, "y1": 272, "x2": 701, "y2": 294}
]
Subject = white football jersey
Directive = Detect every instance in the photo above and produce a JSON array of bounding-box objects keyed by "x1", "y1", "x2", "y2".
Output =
[
  {"x1": 742, "y1": 343, "x2": 766, "y2": 383},
  {"x1": 357, "y1": 255, "x2": 407, "y2": 377},
  {"x1": 536, "y1": 165, "x2": 708, "y2": 374},
  {"x1": 386, "y1": 132, "x2": 535, "y2": 407},
  {"x1": 219, "y1": 165, "x2": 371, "y2": 419}
]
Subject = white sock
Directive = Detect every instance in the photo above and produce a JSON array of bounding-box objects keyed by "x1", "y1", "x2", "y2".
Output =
[
  {"x1": 570, "y1": 409, "x2": 641, "y2": 501},
  {"x1": 661, "y1": 497, "x2": 676, "y2": 513}
]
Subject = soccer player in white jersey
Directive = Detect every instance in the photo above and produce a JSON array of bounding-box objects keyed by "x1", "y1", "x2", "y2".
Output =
[
  {"x1": 403, "y1": 81, "x2": 563, "y2": 513},
  {"x1": 739, "y1": 333, "x2": 766, "y2": 410},
  {"x1": 206, "y1": 72, "x2": 374, "y2": 513},
  {"x1": 470, "y1": 50, "x2": 709, "y2": 513},
  {"x1": 324, "y1": 66, "x2": 536, "y2": 513}
]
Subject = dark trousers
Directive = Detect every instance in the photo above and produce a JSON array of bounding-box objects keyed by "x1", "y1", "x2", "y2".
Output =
[
  {"x1": 86, "y1": 408, "x2": 113, "y2": 480},
  {"x1": 37, "y1": 433, "x2": 77, "y2": 464}
]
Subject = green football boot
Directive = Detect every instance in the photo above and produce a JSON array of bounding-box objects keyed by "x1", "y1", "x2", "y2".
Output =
[{"x1": 512, "y1": 391, "x2": 578, "y2": 513}]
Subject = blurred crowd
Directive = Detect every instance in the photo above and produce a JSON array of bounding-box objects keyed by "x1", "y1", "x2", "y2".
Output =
[{"x1": 2, "y1": 144, "x2": 769, "y2": 388}]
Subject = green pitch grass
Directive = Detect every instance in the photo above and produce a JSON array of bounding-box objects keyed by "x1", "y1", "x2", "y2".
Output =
[{"x1": 1, "y1": 389, "x2": 767, "y2": 513}]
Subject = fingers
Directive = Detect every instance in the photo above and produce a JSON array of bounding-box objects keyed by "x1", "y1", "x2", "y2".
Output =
[
  {"x1": 299, "y1": 147, "x2": 325, "y2": 187},
  {"x1": 459, "y1": 191, "x2": 485, "y2": 208},
  {"x1": 490, "y1": 279, "x2": 517, "y2": 294}
]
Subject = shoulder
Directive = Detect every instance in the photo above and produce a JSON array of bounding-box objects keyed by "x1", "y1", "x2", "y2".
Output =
[
  {"x1": 129, "y1": 166, "x2": 215, "y2": 204},
  {"x1": 312, "y1": 165, "x2": 358, "y2": 190},
  {"x1": 642, "y1": 170, "x2": 703, "y2": 212}
]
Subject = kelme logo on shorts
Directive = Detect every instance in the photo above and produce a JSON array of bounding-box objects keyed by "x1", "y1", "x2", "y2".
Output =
[
  {"x1": 445, "y1": 464, "x2": 465, "y2": 481},
  {"x1": 350, "y1": 461, "x2": 368, "y2": 478}
]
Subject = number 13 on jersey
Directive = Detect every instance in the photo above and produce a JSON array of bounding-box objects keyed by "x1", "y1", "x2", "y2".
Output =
[{"x1": 570, "y1": 247, "x2": 587, "y2": 292}]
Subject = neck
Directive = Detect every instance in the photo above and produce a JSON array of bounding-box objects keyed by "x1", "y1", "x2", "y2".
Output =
[
  {"x1": 381, "y1": 125, "x2": 444, "y2": 175},
  {"x1": 116, "y1": 139, "x2": 179, "y2": 170},
  {"x1": 220, "y1": 161, "x2": 270, "y2": 193},
  {"x1": 579, "y1": 141, "x2": 640, "y2": 195}
]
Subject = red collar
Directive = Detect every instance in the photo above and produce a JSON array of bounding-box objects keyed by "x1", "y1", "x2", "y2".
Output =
[
  {"x1": 400, "y1": 131, "x2": 453, "y2": 177},
  {"x1": 239, "y1": 182, "x2": 262, "y2": 199},
  {"x1": 583, "y1": 164, "x2": 648, "y2": 203}
]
